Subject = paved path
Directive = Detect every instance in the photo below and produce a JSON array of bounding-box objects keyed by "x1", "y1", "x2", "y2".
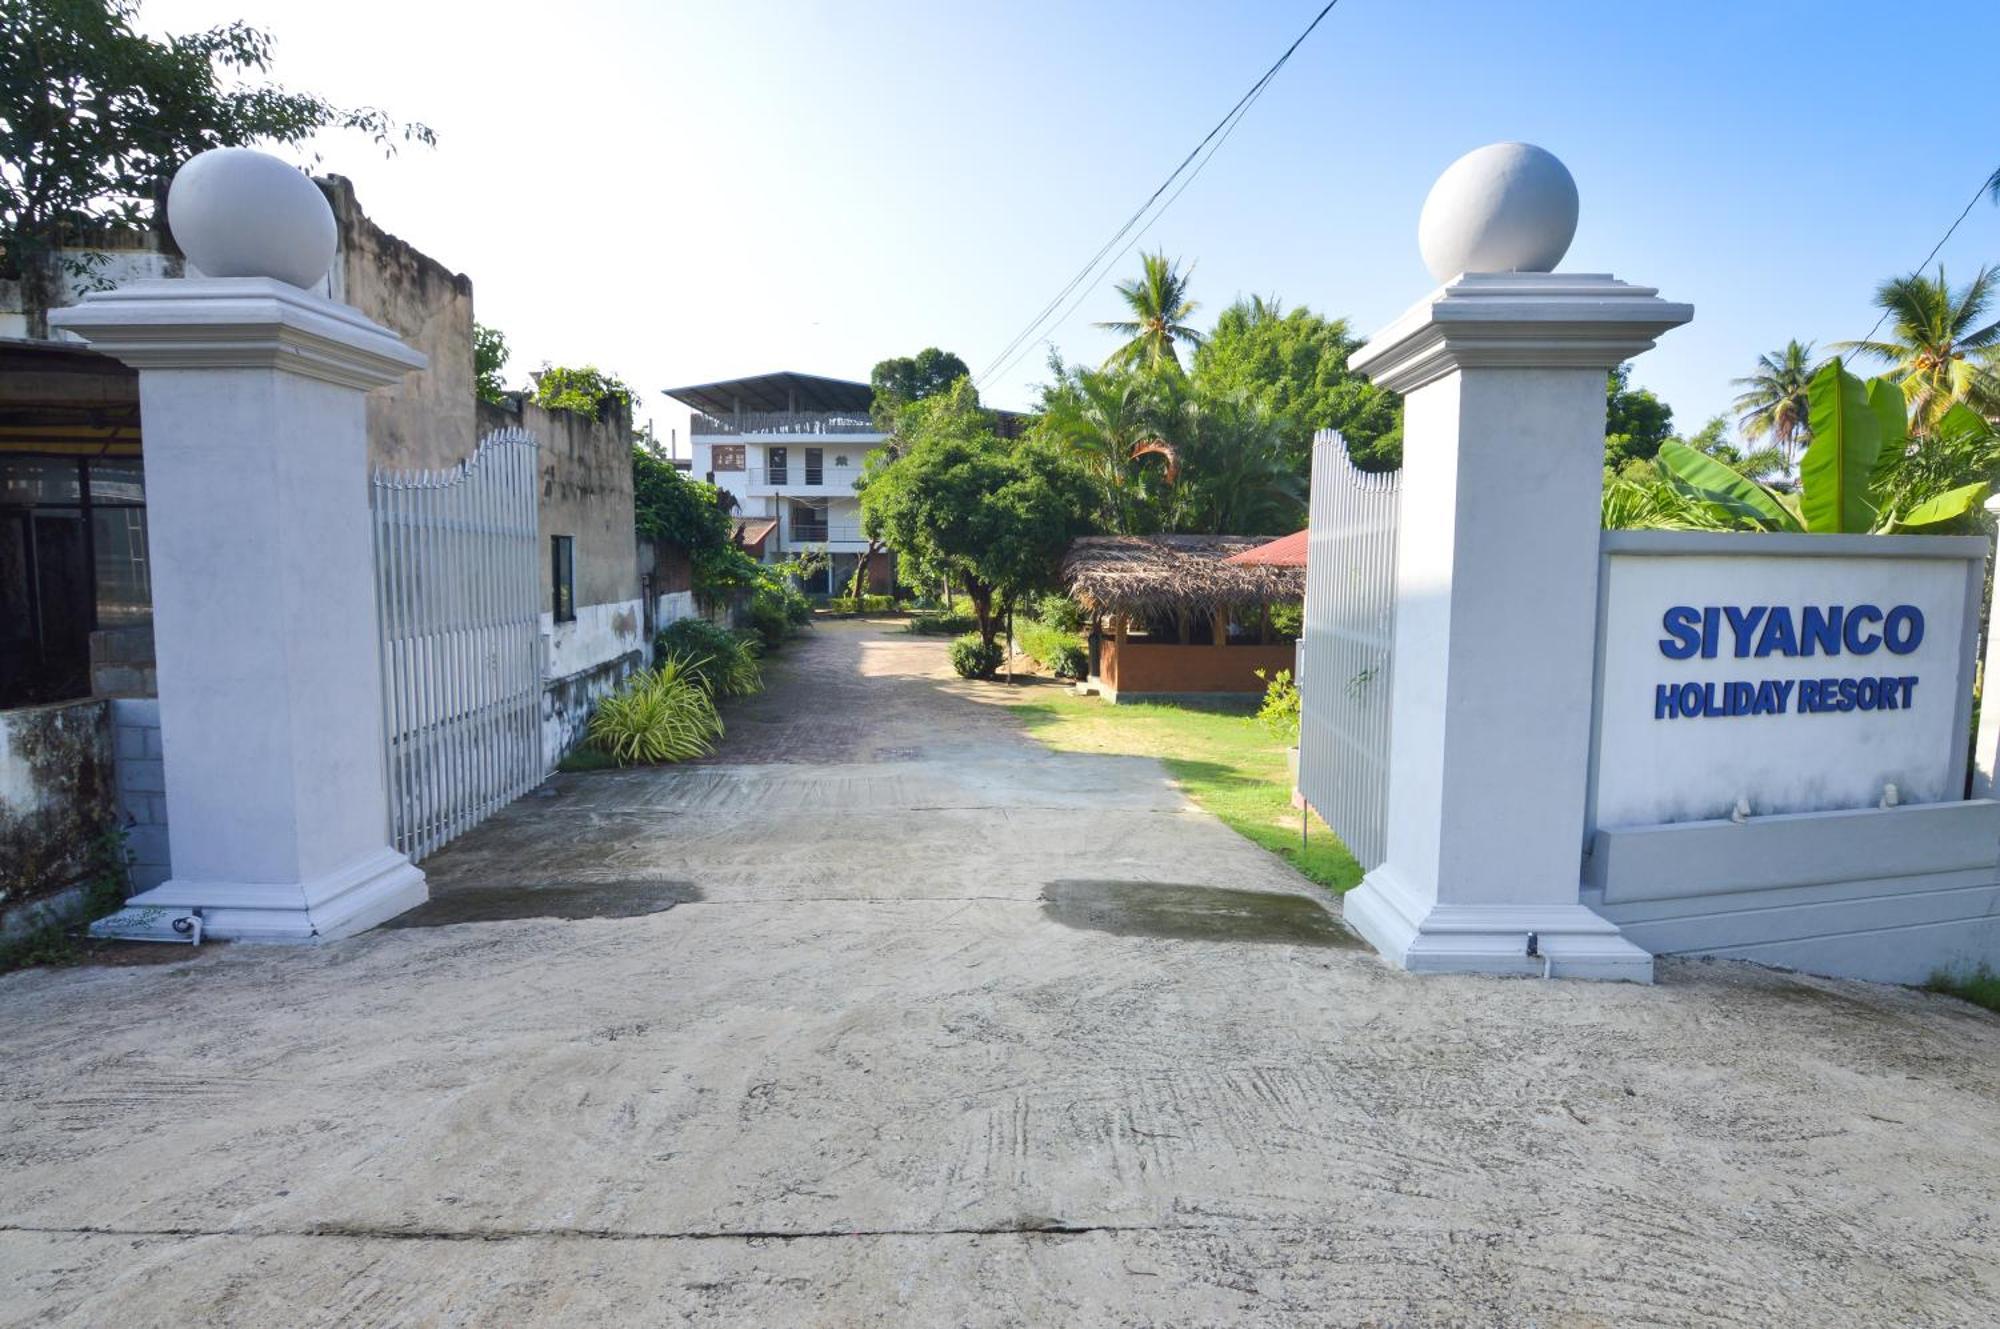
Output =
[{"x1": 3, "y1": 620, "x2": 1999, "y2": 1326}]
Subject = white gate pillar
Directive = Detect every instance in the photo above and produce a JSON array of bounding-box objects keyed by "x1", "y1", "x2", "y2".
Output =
[
  {"x1": 51, "y1": 148, "x2": 428, "y2": 940},
  {"x1": 1342, "y1": 144, "x2": 1691, "y2": 980}
]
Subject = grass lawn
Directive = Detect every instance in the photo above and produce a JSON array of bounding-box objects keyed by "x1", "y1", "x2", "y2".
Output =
[
  {"x1": 1928, "y1": 965, "x2": 2000, "y2": 1014},
  {"x1": 1008, "y1": 692, "x2": 1363, "y2": 894}
]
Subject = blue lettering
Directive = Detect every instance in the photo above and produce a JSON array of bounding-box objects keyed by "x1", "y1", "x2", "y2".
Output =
[
  {"x1": 1723, "y1": 606, "x2": 1768, "y2": 658},
  {"x1": 1655, "y1": 683, "x2": 1677, "y2": 718},
  {"x1": 1679, "y1": 682, "x2": 1704, "y2": 717},
  {"x1": 1798, "y1": 678, "x2": 1819, "y2": 711},
  {"x1": 1801, "y1": 606, "x2": 1842, "y2": 657},
  {"x1": 1856, "y1": 677, "x2": 1879, "y2": 710},
  {"x1": 1843, "y1": 604, "x2": 1883, "y2": 655},
  {"x1": 1659, "y1": 606, "x2": 1701, "y2": 660},
  {"x1": 1754, "y1": 607, "x2": 1798, "y2": 658},
  {"x1": 1700, "y1": 607, "x2": 1720, "y2": 660},
  {"x1": 1837, "y1": 678, "x2": 1859, "y2": 711},
  {"x1": 1902, "y1": 676, "x2": 1918, "y2": 707},
  {"x1": 1884, "y1": 605, "x2": 1924, "y2": 655},
  {"x1": 1771, "y1": 679, "x2": 1795, "y2": 713}
]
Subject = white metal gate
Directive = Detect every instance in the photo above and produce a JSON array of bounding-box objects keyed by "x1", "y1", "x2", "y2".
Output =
[
  {"x1": 372, "y1": 427, "x2": 543, "y2": 861},
  {"x1": 1298, "y1": 430, "x2": 1400, "y2": 871}
]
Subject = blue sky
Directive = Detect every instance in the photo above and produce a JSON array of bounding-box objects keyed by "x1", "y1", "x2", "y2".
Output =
[{"x1": 144, "y1": 0, "x2": 2000, "y2": 443}]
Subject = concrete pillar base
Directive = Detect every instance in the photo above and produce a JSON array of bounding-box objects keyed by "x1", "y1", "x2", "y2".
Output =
[
  {"x1": 1346, "y1": 866, "x2": 1654, "y2": 982},
  {"x1": 124, "y1": 847, "x2": 425, "y2": 943}
]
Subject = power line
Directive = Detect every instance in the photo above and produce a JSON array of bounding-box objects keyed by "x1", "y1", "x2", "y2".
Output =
[
  {"x1": 973, "y1": 0, "x2": 1342, "y2": 391},
  {"x1": 1850, "y1": 164, "x2": 2000, "y2": 350}
]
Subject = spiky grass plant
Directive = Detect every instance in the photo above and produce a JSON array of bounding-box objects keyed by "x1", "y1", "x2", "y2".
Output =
[{"x1": 587, "y1": 654, "x2": 722, "y2": 765}]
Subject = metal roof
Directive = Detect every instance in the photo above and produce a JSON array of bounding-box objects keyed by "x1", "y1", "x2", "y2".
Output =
[{"x1": 661, "y1": 371, "x2": 874, "y2": 418}]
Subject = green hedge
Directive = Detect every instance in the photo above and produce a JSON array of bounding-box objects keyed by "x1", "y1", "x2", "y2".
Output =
[
  {"x1": 823, "y1": 594, "x2": 897, "y2": 615},
  {"x1": 906, "y1": 609, "x2": 979, "y2": 636}
]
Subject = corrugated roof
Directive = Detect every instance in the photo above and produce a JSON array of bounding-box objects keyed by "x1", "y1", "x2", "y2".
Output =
[
  {"x1": 661, "y1": 371, "x2": 873, "y2": 418},
  {"x1": 1223, "y1": 529, "x2": 1308, "y2": 567}
]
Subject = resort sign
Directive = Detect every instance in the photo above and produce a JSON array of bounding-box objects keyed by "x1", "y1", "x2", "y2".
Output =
[
  {"x1": 1649, "y1": 602, "x2": 1924, "y2": 720},
  {"x1": 1589, "y1": 532, "x2": 1986, "y2": 829}
]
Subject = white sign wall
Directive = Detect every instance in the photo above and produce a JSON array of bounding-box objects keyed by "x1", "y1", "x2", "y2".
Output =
[{"x1": 1589, "y1": 532, "x2": 1986, "y2": 830}]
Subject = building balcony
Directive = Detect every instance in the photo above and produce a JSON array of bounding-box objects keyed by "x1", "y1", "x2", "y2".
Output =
[
  {"x1": 692, "y1": 410, "x2": 885, "y2": 439},
  {"x1": 783, "y1": 521, "x2": 870, "y2": 548},
  {"x1": 740, "y1": 466, "x2": 862, "y2": 497}
]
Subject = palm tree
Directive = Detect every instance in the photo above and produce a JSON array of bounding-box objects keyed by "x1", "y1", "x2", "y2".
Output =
[
  {"x1": 1730, "y1": 340, "x2": 1817, "y2": 466},
  {"x1": 1096, "y1": 252, "x2": 1204, "y2": 373},
  {"x1": 1833, "y1": 266, "x2": 2000, "y2": 433}
]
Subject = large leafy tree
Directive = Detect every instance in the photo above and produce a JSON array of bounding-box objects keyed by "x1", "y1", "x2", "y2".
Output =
[
  {"x1": 631, "y1": 444, "x2": 742, "y2": 590},
  {"x1": 1096, "y1": 251, "x2": 1204, "y2": 373},
  {"x1": 1033, "y1": 354, "x2": 1168, "y2": 535},
  {"x1": 473, "y1": 323, "x2": 510, "y2": 404},
  {"x1": 534, "y1": 365, "x2": 636, "y2": 418},
  {"x1": 856, "y1": 379, "x2": 1093, "y2": 646},
  {"x1": 1602, "y1": 364, "x2": 1676, "y2": 470},
  {"x1": 1191, "y1": 294, "x2": 1403, "y2": 472},
  {"x1": 1730, "y1": 339, "x2": 1818, "y2": 465},
  {"x1": 1834, "y1": 266, "x2": 2000, "y2": 432},
  {"x1": 2, "y1": 0, "x2": 431, "y2": 320},
  {"x1": 869, "y1": 347, "x2": 970, "y2": 422}
]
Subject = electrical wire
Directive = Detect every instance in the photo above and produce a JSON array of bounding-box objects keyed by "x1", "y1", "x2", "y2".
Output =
[{"x1": 973, "y1": 0, "x2": 1343, "y2": 392}]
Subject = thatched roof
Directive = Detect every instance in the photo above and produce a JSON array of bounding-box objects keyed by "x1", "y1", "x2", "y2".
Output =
[{"x1": 1063, "y1": 535, "x2": 1304, "y2": 618}]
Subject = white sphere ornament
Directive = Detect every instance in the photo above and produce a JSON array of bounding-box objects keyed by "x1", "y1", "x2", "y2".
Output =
[
  {"x1": 167, "y1": 147, "x2": 338, "y2": 289},
  {"x1": 1417, "y1": 142, "x2": 1579, "y2": 283}
]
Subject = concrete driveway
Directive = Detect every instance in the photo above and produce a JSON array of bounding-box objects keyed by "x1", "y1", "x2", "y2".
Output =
[{"x1": 3, "y1": 619, "x2": 1998, "y2": 1327}]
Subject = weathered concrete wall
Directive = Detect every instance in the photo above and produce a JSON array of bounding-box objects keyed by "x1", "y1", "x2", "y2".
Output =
[
  {"x1": 0, "y1": 699, "x2": 118, "y2": 933},
  {"x1": 321, "y1": 176, "x2": 477, "y2": 473},
  {"x1": 478, "y1": 396, "x2": 644, "y2": 766},
  {"x1": 479, "y1": 396, "x2": 640, "y2": 615},
  {"x1": 110, "y1": 698, "x2": 170, "y2": 892}
]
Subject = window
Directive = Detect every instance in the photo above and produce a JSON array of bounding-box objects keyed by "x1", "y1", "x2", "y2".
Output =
[
  {"x1": 804, "y1": 448, "x2": 823, "y2": 486},
  {"x1": 767, "y1": 447, "x2": 788, "y2": 485},
  {"x1": 551, "y1": 535, "x2": 575, "y2": 623},
  {"x1": 711, "y1": 444, "x2": 745, "y2": 472}
]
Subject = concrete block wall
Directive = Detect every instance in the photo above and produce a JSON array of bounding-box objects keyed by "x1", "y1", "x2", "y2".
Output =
[{"x1": 110, "y1": 698, "x2": 170, "y2": 890}]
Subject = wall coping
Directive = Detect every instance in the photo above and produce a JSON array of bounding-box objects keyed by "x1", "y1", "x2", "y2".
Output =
[{"x1": 1602, "y1": 529, "x2": 1989, "y2": 562}]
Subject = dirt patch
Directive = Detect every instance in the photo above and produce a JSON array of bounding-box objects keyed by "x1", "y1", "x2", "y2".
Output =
[{"x1": 1042, "y1": 878, "x2": 1362, "y2": 948}]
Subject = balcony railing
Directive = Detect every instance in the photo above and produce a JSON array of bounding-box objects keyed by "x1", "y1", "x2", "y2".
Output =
[
  {"x1": 692, "y1": 410, "x2": 882, "y2": 437},
  {"x1": 785, "y1": 522, "x2": 868, "y2": 544},
  {"x1": 743, "y1": 466, "x2": 857, "y2": 488}
]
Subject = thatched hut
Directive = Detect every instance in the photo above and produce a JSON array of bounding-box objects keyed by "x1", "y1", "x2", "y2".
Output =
[{"x1": 1062, "y1": 535, "x2": 1303, "y2": 702}]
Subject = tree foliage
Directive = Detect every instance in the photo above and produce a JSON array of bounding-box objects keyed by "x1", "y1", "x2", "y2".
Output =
[
  {"x1": 1634, "y1": 359, "x2": 1993, "y2": 534},
  {"x1": 1730, "y1": 339, "x2": 1818, "y2": 464},
  {"x1": 1602, "y1": 364, "x2": 1676, "y2": 470},
  {"x1": 473, "y1": 323, "x2": 509, "y2": 404},
  {"x1": 856, "y1": 379, "x2": 1094, "y2": 646},
  {"x1": 535, "y1": 365, "x2": 636, "y2": 419},
  {"x1": 1191, "y1": 294, "x2": 1402, "y2": 471},
  {"x1": 1, "y1": 0, "x2": 432, "y2": 282},
  {"x1": 1096, "y1": 251, "x2": 1204, "y2": 373},
  {"x1": 869, "y1": 347, "x2": 970, "y2": 422},
  {"x1": 1833, "y1": 265, "x2": 2000, "y2": 432},
  {"x1": 631, "y1": 444, "x2": 750, "y2": 593}
]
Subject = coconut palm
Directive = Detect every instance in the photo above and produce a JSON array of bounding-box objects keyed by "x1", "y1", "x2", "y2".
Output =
[
  {"x1": 1833, "y1": 266, "x2": 2000, "y2": 433},
  {"x1": 1730, "y1": 340, "x2": 1818, "y2": 465},
  {"x1": 1096, "y1": 252, "x2": 1204, "y2": 374},
  {"x1": 1037, "y1": 364, "x2": 1164, "y2": 534}
]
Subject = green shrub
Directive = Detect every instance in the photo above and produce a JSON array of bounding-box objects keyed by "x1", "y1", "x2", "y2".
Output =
[
  {"x1": 1016, "y1": 615, "x2": 1086, "y2": 679},
  {"x1": 907, "y1": 609, "x2": 978, "y2": 636},
  {"x1": 656, "y1": 618, "x2": 762, "y2": 697},
  {"x1": 824, "y1": 594, "x2": 897, "y2": 615},
  {"x1": 745, "y1": 587, "x2": 793, "y2": 650},
  {"x1": 588, "y1": 656, "x2": 722, "y2": 764},
  {"x1": 950, "y1": 633, "x2": 1004, "y2": 679},
  {"x1": 1268, "y1": 602, "x2": 1303, "y2": 638},
  {"x1": 1034, "y1": 593, "x2": 1085, "y2": 633},
  {"x1": 1254, "y1": 667, "x2": 1301, "y2": 742}
]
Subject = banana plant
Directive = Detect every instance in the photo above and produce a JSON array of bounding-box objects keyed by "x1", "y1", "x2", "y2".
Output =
[{"x1": 1658, "y1": 358, "x2": 1992, "y2": 533}]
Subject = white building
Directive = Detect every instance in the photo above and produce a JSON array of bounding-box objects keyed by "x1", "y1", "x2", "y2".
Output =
[{"x1": 663, "y1": 371, "x2": 894, "y2": 595}]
